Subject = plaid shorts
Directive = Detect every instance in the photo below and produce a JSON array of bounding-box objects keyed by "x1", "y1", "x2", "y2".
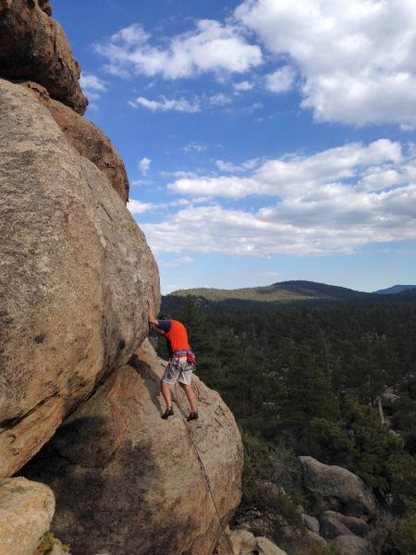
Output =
[{"x1": 162, "y1": 354, "x2": 194, "y2": 385}]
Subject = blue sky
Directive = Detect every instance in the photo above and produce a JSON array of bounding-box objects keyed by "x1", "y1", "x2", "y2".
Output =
[{"x1": 53, "y1": 0, "x2": 416, "y2": 293}]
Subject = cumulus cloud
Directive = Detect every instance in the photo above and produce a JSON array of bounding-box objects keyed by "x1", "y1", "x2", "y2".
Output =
[
  {"x1": 235, "y1": 0, "x2": 416, "y2": 126},
  {"x1": 127, "y1": 199, "x2": 159, "y2": 214},
  {"x1": 138, "y1": 157, "x2": 151, "y2": 176},
  {"x1": 208, "y1": 93, "x2": 233, "y2": 106},
  {"x1": 129, "y1": 92, "x2": 234, "y2": 112},
  {"x1": 182, "y1": 142, "x2": 206, "y2": 153},
  {"x1": 265, "y1": 65, "x2": 296, "y2": 93},
  {"x1": 233, "y1": 80, "x2": 255, "y2": 91},
  {"x1": 164, "y1": 256, "x2": 194, "y2": 267},
  {"x1": 80, "y1": 73, "x2": 107, "y2": 101},
  {"x1": 170, "y1": 139, "x2": 403, "y2": 198},
  {"x1": 142, "y1": 186, "x2": 416, "y2": 256},
  {"x1": 215, "y1": 158, "x2": 262, "y2": 173},
  {"x1": 131, "y1": 95, "x2": 201, "y2": 112},
  {"x1": 140, "y1": 139, "x2": 416, "y2": 256},
  {"x1": 96, "y1": 20, "x2": 263, "y2": 79}
]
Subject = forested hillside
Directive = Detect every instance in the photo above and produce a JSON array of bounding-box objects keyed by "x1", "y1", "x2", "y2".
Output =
[
  {"x1": 170, "y1": 280, "x2": 370, "y2": 304},
  {"x1": 157, "y1": 294, "x2": 416, "y2": 553}
]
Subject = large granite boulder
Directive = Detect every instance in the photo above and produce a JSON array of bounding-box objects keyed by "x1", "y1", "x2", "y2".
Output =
[
  {"x1": 0, "y1": 0, "x2": 87, "y2": 114},
  {"x1": 21, "y1": 81, "x2": 129, "y2": 203},
  {"x1": 298, "y1": 456, "x2": 376, "y2": 517},
  {"x1": 0, "y1": 477, "x2": 55, "y2": 555},
  {"x1": 0, "y1": 79, "x2": 159, "y2": 478},
  {"x1": 22, "y1": 340, "x2": 243, "y2": 555}
]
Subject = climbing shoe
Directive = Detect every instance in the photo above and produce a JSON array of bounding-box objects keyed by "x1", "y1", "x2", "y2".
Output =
[
  {"x1": 161, "y1": 407, "x2": 174, "y2": 420},
  {"x1": 187, "y1": 411, "x2": 199, "y2": 422}
]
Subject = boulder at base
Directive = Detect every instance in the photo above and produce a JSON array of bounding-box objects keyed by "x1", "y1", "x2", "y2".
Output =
[
  {"x1": 0, "y1": 79, "x2": 159, "y2": 478},
  {"x1": 215, "y1": 527, "x2": 287, "y2": 555},
  {"x1": 0, "y1": 0, "x2": 88, "y2": 113},
  {"x1": 23, "y1": 340, "x2": 243, "y2": 555},
  {"x1": 276, "y1": 526, "x2": 328, "y2": 555},
  {"x1": 298, "y1": 456, "x2": 376, "y2": 516},
  {"x1": 0, "y1": 477, "x2": 55, "y2": 555},
  {"x1": 320, "y1": 510, "x2": 369, "y2": 538},
  {"x1": 333, "y1": 534, "x2": 369, "y2": 555}
]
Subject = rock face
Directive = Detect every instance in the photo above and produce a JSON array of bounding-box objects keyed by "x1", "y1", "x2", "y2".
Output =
[
  {"x1": 21, "y1": 81, "x2": 129, "y2": 203},
  {"x1": 0, "y1": 0, "x2": 88, "y2": 114},
  {"x1": 0, "y1": 477, "x2": 55, "y2": 555},
  {"x1": 0, "y1": 79, "x2": 160, "y2": 478},
  {"x1": 23, "y1": 340, "x2": 243, "y2": 555},
  {"x1": 298, "y1": 456, "x2": 376, "y2": 516}
]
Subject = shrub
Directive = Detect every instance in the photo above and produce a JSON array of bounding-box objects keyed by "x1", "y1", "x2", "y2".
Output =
[{"x1": 36, "y1": 531, "x2": 71, "y2": 554}]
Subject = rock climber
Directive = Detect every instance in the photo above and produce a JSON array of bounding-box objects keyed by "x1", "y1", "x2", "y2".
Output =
[{"x1": 148, "y1": 300, "x2": 198, "y2": 421}]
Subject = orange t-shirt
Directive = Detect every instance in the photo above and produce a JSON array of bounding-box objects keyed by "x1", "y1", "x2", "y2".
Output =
[{"x1": 161, "y1": 319, "x2": 191, "y2": 355}]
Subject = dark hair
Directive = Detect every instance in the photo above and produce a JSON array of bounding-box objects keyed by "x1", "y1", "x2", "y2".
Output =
[{"x1": 158, "y1": 313, "x2": 172, "y2": 320}]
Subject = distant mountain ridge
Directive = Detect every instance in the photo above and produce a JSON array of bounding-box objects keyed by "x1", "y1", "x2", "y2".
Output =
[
  {"x1": 374, "y1": 284, "x2": 416, "y2": 295},
  {"x1": 168, "y1": 280, "x2": 370, "y2": 304}
]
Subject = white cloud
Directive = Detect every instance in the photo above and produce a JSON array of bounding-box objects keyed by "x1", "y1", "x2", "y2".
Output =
[
  {"x1": 127, "y1": 199, "x2": 158, "y2": 214},
  {"x1": 182, "y1": 142, "x2": 206, "y2": 153},
  {"x1": 208, "y1": 93, "x2": 233, "y2": 106},
  {"x1": 233, "y1": 80, "x2": 255, "y2": 91},
  {"x1": 215, "y1": 158, "x2": 262, "y2": 173},
  {"x1": 235, "y1": 0, "x2": 416, "y2": 126},
  {"x1": 265, "y1": 65, "x2": 296, "y2": 93},
  {"x1": 138, "y1": 157, "x2": 151, "y2": 176},
  {"x1": 141, "y1": 139, "x2": 416, "y2": 256},
  {"x1": 80, "y1": 73, "x2": 107, "y2": 102},
  {"x1": 170, "y1": 139, "x2": 403, "y2": 198},
  {"x1": 80, "y1": 74, "x2": 107, "y2": 92},
  {"x1": 142, "y1": 182, "x2": 416, "y2": 256},
  {"x1": 130, "y1": 93, "x2": 233, "y2": 112},
  {"x1": 132, "y1": 95, "x2": 201, "y2": 113},
  {"x1": 96, "y1": 20, "x2": 263, "y2": 79},
  {"x1": 160, "y1": 170, "x2": 200, "y2": 179},
  {"x1": 164, "y1": 256, "x2": 194, "y2": 267}
]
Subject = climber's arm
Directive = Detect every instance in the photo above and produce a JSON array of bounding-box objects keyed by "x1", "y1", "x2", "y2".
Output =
[{"x1": 148, "y1": 299, "x2": 158, "y2": 326}]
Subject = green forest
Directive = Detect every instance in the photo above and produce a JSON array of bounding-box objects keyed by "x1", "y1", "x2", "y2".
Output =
[{"x1": 157, "y1": 294, "x2": 416, "y2": 554}]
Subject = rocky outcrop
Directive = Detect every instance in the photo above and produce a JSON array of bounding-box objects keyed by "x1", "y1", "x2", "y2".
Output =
[
  {"x1": 320, "y1": 510, "x2": 369, "y2": 538},
  {"x1": 319, "y1": 512, "x2": 353, "y2": 539},
  {"x1": 22, "y1": 340, "x2": 243, "y2": 555},
  {"x1": 302, "y1": 514, "x2": 319, "y2": 535},
  {"x1": 276, "y1": 527, "x2": 328, "y2": 555},
  {"x1": 215, "y1": 527, "x2": 287, "y2": 555},
  {"x1": 0, "y1": 0, "x2": 87, "y2": 114},
  {"x1": 298, "y1": 456, "x2": 376, "y2": 516},
  {"x1": 333, "y1": 534, "x2": 369, "y2": 555},
  {"x1": 0, "y1": 477, "x2": 55, "y2": 555},
  {"x1": 20, "y1": 81, "x2": 129, "y2": 202},
  {"x1": 0, "y1": 78, "x2": 159, "y2": 478}
]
